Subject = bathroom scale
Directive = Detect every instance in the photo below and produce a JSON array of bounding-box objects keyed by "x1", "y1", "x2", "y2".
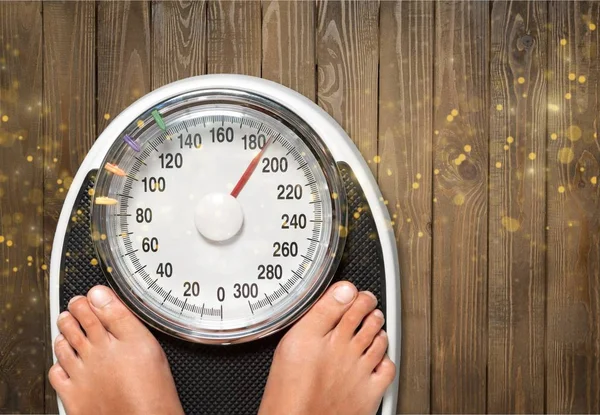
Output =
[{"x1": 49, "y1": 75, "x2": 401, "y2": 415}]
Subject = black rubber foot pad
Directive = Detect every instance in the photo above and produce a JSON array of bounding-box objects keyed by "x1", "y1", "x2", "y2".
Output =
[{"x1": 59, "y1": 162, "x2": 385, "y2": 414}]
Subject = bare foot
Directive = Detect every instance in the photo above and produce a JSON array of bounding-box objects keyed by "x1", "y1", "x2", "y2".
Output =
[
  {"x1": 49, "y1": 286, "x2": 184, "y2": 415},
  {"x1": 259, "y1": 281, "x2": 396, "y2": 415}
]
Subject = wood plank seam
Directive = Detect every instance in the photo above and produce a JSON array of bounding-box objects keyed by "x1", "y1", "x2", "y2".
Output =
[
  {"x1": 488, "y1": 2, "x2": 547, "y2": 412},
  {"x1": 432, "y1": 1, "x2": 490, "y2": 412}
]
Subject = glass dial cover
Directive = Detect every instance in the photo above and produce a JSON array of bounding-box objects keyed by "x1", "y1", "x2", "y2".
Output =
[{"x1": 91, "y1": 89, "x2": 346, "y2": 344}]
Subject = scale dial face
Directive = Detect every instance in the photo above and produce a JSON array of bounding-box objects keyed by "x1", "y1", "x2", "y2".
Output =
[{"x1": 92, "y1": 90, "x2": 346, "y2": 344}]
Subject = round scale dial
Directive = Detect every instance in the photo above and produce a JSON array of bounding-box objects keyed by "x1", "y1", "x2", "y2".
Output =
[{"x1": 92, "y1": 90, "x2": 346, "y2": 344}]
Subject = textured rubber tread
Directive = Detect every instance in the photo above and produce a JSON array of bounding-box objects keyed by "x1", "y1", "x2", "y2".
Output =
[{"x1": 59, "y1": 164, "x2": 385, "y2": 414}]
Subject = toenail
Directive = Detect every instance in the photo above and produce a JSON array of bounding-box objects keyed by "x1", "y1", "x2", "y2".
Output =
[
  {"x1": 69, "y1": 295, "x2": 84, "y2": 305},
  {"x1": 379, "y1": 330, "x2": 387, "y2": 338},
  {"x1": 89, "y1": 287, "x2": 113, "y2": 308},
  {"x1": 58, "y1": 311, "x2": 69, "y2": 320},
  {"x1": 332, "y1": 284, "x2": 356, "y2": 304},
  {"x1": 55, "y1": 334, "x2": 64, "y2": 343},
  {"x1": 363, "y1": 291, "x2": 377, "y2": 302},
  {"x1": 373, "y1": 309, "x2": 384, "y2": 320}
]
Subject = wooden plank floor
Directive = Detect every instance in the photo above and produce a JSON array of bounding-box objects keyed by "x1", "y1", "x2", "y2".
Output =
[{"x1": 1, "y1": 1, "x2": 600, "y2": 413}]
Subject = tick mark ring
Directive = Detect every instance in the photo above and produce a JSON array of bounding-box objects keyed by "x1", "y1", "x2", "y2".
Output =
[{"x1": 90, "y1": 85, "x2": 346, "y2": 344}]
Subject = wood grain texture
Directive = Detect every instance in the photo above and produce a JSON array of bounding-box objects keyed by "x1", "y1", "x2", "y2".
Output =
[
  {"x1": 432, "y1": 1, "x2": 489, "y2": 412},
  {"x1": 316, "y1": 0, "x2": 379, "y2": 175},
  {"x1": 3, "y1": 2, "x2": 600, "y2": 412},
  {"x1": 0, "y1": 2, "x2": 45, "y2": 412},
  {"x1": 547, "y1": 2, "x2": 600, "y2": 412},
  {"x1": 207, "y1": 0, "x2": 261, "y2": 76},
  {"x1": 152, "y1": 0, "x2": 207, "y2": 89},
  {"x1": 262, "y1": 0, "x2": 315, "y2": 101},
  {"x1": 41, "y1": 2, "x2": 96, "y2": 411},
  {"x1": 377, "y1": 2, "x2": 432, "y2": 413},
  {"x1": 487, "y1": 2, "x2": 547, "y2": 413},
  {"x1": 97, "y1": 0, "x2": 151, "y2": 133}
]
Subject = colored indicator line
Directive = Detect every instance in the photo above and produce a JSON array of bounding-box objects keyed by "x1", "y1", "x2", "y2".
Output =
[
  {"x1": 104, "y1": 162, "x2": 126, "y2": 176},
  {"x1": 123, "y1": 134, "x2": 141, "y2": 152},
  {"x1": 152, "y1": 109, "x2": 166, "y2": 130},
  {"x1": 95, "y1": 196, "x2": 118, "y2": 206}
]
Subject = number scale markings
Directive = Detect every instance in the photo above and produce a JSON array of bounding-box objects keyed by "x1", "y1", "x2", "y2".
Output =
[{"x1": 107, "y1": 113, "x2": 327, "y2": 323}]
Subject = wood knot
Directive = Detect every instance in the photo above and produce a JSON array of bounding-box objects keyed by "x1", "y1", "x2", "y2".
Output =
[
  {"x1": 458, "y1": 159, "x2": 478, "y2": 180},
  {"x1": 517, "y1": 35, "x2": 535, "y2": 50}
]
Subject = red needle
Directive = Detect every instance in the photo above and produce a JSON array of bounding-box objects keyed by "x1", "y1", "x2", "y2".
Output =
[{"x1": 231, "y1": 135, "x2": 275, "y2": 198}]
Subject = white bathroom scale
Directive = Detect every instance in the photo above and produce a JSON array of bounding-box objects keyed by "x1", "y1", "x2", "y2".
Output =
[{"x1": 49, "y1": 75, "x2": 401, "y2": 414}]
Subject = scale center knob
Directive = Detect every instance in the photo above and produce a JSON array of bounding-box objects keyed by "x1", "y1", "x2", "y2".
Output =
[{"x1": 194, "y1": 192, "x2": 244, "y2": 242}]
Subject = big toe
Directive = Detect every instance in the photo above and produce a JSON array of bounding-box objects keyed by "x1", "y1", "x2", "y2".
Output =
[
  {"x1": 87, "y1": 285, "x2": 149, "y2": 340},
  {"x1": 293, "y1": 282, "x2": 357, "y2": 336}
]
